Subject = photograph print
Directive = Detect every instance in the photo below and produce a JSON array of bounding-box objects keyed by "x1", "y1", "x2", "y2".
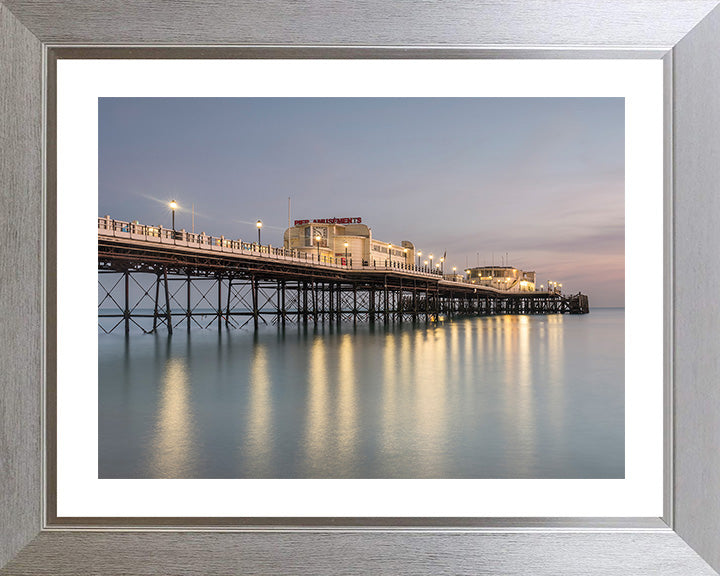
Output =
[{"x1": 97, "y1": 97, "x2": 624, "y2": 480}]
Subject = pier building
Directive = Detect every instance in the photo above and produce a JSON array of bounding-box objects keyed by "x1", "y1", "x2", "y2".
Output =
[
  {"x1": 465, "y1": 266, "x2": 536, "y2": 292},
  {"x1": 283, "y1": 217, "x2": 415, "y2": 268}
]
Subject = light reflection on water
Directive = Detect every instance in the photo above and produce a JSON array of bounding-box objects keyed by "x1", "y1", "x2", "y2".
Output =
[{"x1": 99, "y1": 310, "x2": 624, "y2": 479}]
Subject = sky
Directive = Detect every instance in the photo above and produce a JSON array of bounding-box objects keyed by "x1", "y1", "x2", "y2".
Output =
[{"x1": 99, "y1": 97, "x2": 624, "y2": 307}]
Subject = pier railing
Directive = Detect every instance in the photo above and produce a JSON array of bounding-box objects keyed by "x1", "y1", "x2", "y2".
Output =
[
  {"x1": 98, "y1": 216, "x2": 448, "y2": 278},
  {"x1": 98, "y1": 216, "x2": 564, "y2": 296}
]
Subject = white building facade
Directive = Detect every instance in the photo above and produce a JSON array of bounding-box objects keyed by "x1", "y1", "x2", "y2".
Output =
[
  {"x1": 465, "y1": 266, "x2": 536, "y2": 292},
  {"x1": 283, "y1": 217, "x2": 415, "y2": 267}
]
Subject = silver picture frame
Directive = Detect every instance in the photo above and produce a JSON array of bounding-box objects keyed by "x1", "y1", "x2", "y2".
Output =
[{"x1": 2, "y1": 1, "x2": 720, "y2": 574}]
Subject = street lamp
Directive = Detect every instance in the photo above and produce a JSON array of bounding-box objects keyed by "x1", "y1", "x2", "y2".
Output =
[
  {"x1": 169, "y1": 200, "x2": 177, "y2": 234},
  {"x1": 440, "y1": 256, "x2": 445, "y2": 274},
  {"x1": 404, "y1": 247, "x2": 408, "y2": 266},
  {"x1": 344, "y1": 241, "x2": 349, "y2": 261},
  {"x1": 256, "y1": 219, "x2": 263, "y2": 245},
  {"x1": 315, "y1": 233, "x2": 322, "y2": 261},
  {"x1": 423, "y1": 260, "x2": 428, "y2": 270},
  {"x1": 429, "y1": 254, "x2": 434, "y2": 272},
  {"x1": 417, "y1": 251, "x2": 422, "y2": 268}
]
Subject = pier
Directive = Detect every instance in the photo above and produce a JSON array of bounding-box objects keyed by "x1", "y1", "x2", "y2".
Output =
[{"x1": 98, "y1": 217, "x2": 590, "y2": 334}]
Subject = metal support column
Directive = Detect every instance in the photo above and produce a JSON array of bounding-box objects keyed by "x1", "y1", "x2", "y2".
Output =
[
  {"x1": 225, "y1": 276, "x2": 233, "y2": 327},
  {"x1": 217, "y1": 275, "x2": 222, "y2": 330},
  {"x1": 186, "y1": 269, "x2": 191, "y2": 331},
  {"x1": 336, "y1": 283, "x2": 342, "y2": 326},
  {"x1": 384, "y1": 278, "x2": 389, "y2": 324},
  {"x1": 312, "y1": 280, "x2": 318, "y2": 327},
  {"x1": 124, "y1": 270, "x2": 130, "y2": 335},
  {"x1": 251, "y1": 274, "x2": 259, "y2": 330},
  {"x1": 152, "y1": 270, "x2": 160, "y2": 333},
  {"x1": 280, "y1": 280, "x2": 286, "y2": 327},
  {"x1": 163, "y1": 267, "x2": 173, "y2": 335},
  {"x1": 353, "y1": 283, "x2": 358, "y2": 324}
]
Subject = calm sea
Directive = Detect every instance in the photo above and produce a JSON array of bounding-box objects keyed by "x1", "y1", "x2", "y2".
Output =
[{"x1": 98, "y1": 309, "x2": 624, "y2": 479}]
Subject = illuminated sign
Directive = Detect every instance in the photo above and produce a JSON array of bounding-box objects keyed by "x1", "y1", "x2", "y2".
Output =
[{"x1": 294, "y1": 217, "x2": 362, "y2": 226}]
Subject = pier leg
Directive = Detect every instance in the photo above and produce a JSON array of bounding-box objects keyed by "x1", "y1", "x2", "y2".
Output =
[
  {"x1": 217, "y1": 276, "x2": 222, "y2": 330},
  {"x1": 163, "y1": 268, "x2": 173, "y2": 335},
  {"x1": 425, "y1": 282, "x2": 430, "y2": 322},
  {"x1": 152, "y1": 270, "x2": 160, "y2": 333},
  {"x1": 251, "y1": 275, "x2": 259, "y2": 330},
  {"x1": 186, "y1": 270, "x2": 191, "y2": 331},
  {"x1": 226, "y1": 276, "x2": 232, "y2": 327},
  {"x1": 413, "y1": 280, "x2": 417, "y2": 322},
  {"x1": 398, "y1": 281, "x2": 403, "y2": 322},
  {"x1": 384, "y1": 281, "x2": 389, "y2": 324},
  {"x1": 298, "y1": 282, "x2": 303, "y2": 324},
  {"x1": 369, "y1": 286, "x2": 375, "y2": 325},
  {"x1": 280, "y1": 280, "x2": 286, "y2": 327},
  {"x1": 124, "y1": 270, "x2": 130, "y2": 335},
  {"x1": 312, "y1": 280, "x2": 318, "y2": 327},
  {"x1": 303, "y1": 281, "x2": 308, "y2": 325},
  {"x1": 336, "y1": 283, "x2": 342, "y2": 326},
  {"x1": 353, "y1": 283, "x2": 358, "y2": 325}
]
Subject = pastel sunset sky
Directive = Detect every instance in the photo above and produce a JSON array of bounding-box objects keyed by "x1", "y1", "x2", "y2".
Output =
[{"x1": 99, "y1": 97, "x2": 624, "y2": 307}]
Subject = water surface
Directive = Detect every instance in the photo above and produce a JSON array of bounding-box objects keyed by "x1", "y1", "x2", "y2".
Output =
[{"x1": 99, "y1": 309, "x2": 624, "y2": 478}]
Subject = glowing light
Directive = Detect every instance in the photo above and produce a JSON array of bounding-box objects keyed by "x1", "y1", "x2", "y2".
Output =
[
  {"x1": 169, "y1": 200, "x2": 178, "y2": 210},
  {"x1": 256, "y1": 220, "x2": 263, "y2": 229}
]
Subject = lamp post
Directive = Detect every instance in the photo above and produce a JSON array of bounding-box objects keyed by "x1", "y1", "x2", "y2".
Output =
[
  {"x1": 315, "y1": 233, "x2": 322, "y2": 261},
  {"x1": 417, "y1": 251, "x2": 422, "y2": 268},
  {"x1": 344, "y1": 241, "x2": 349, "y2": 261},
  {"x1": 424, "y1": 260, "x2": 428, "y2": 271},
  {"x1": 256, "y1": 219, "x2": 263, "y2": 245},
  {"x1": 403, "y1": 247, "x2": 408, "y2": 266},
  {"x1": 169, "y1": 200, "x2": 177, "y2": 235},
  {"x1": 440, "y1": 256, "x2": 445, "y2": 274},
  {"x1": 429, "y1": 254, "x2": 434, "y2": 271},
  {"x1": 452, "y1": 266, "x2": 457, "y2": 279},
  {"x1": 387, "y1": 243, "x2": 392, "y2": 267}
]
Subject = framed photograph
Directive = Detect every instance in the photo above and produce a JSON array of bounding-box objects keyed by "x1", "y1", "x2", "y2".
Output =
[
  {"x1": 65, "y1": 61, "x2": 656, "y2": 521},
  {"x1": 2, "y1": 2, "x2": 720, "y2": 574}
]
